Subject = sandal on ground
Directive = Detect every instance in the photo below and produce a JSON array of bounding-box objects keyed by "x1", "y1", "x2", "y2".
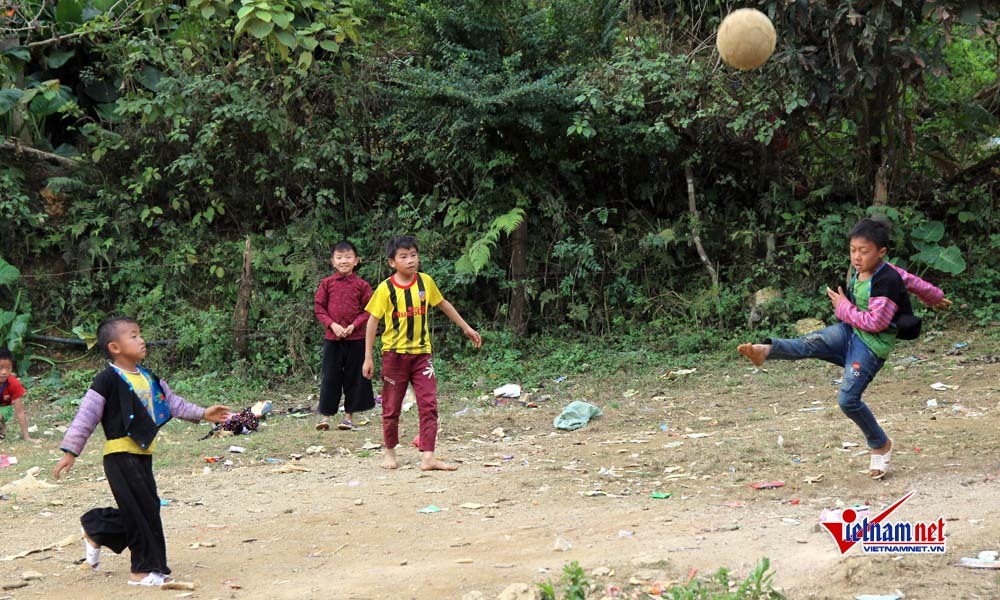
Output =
[
  {"x1": 128, "y1": 572, "x2": 172, "y2": 587},
  {"x1": 315, "y1": 418, "x2": 330, "y2": 431},
  {"x1": 337, "y1": 419, "x2": 354, "y2": 431},
  {"x1": 869, "y1": 443, "x2": 892, "y2": 480},
  {"x1": 82, "y1": 528, "x2": 101, "y2": 569}
]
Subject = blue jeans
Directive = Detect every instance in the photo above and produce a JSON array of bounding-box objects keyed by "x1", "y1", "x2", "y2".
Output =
[{"x1": 766, "y1": 322, "x2": 888, "y2": 449}]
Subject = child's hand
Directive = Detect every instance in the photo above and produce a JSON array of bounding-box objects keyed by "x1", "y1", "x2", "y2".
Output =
[
  {"x1": 826, "y1": 286, "x2": 847, "y2": 310},
  {"x1": 345, "y1": 324, "x2": 355, "y2": 336},
  {"x1": 203, "y1": 405, "x2": 232, "y2": 423},
  {"x1": 362, "y1": 357, "x2": 374, "y2": 379},
  {"x1": 930, "y1": 297, "x2": 953, "y2": 311},
  {"x1": 330, "y1": 323, "x2": 347, "y2": 338},
  {"x1": 464, "y1": 327, "x2": 482, "y2": 349},
  {"x1": 53, "y1": 453, "x2": 75, "y2": 480}
]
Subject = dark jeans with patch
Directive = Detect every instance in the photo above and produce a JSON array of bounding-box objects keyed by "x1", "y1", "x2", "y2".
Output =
[{"x1": 766, "y1": 322, "x2": 888, "y2": 449}]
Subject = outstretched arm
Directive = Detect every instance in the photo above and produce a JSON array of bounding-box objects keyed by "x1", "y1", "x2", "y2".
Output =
[
  {"x1": 12, "y1": 396, "x2": 39, "y2": 443},
  {"x1": 436, "y1": 300, "x2": 482, "y2": 348},
  {"x1": 886, "y1": 263, "x2": 949, "y2": 309}
]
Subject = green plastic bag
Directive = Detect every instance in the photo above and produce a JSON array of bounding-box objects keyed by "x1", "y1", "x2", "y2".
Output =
[{"x1": 553, "y1": 401, "x2": 603, "y2": 431}]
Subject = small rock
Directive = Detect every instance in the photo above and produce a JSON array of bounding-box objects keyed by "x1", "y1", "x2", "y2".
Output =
[
  {"x1": 399, "y1": 559, "x2": 408, "y2": 566},
  {"x1": 497, "y1": 583, "x2": 539, "y2": 600},
  {"x1": 591, "y1": 566, "x2": 613, "y2": 577},
  {"x1": 354, "y1": 499, "x2": 364, "y2": 506},
  {"x1": 22, "y1": 571, "x2": 44, "y2": 581}
]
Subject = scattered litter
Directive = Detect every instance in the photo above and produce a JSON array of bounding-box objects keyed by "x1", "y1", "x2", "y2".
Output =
[
  {"x1": 855, "y1": 595, "x2": 901, "y2": 600},
  {"x1": 583, "y1": 490, "x2": 610, "y2": 497},
  {"x1": 781, "y1": 518, "x2": 800, "y2": 525},
  {"x1": 553, "y1": 376, "x2": 568, "y2": 383},
  {"x1": 460, "y1": 503, "x2": 485, "y2": 510},
  {"x1": 0, "y1": 455, "x2": 17, "y2": 468},
  {"x1": 819, "y1": 506, "x2": 870, "y2": 522},
  {"x1": 0, "y1": 467, "x2": 58, "y2": 496},
  {"x1": 160, "y1": 499, "x2": 171, "y2": 506},
  {"x1": 979, "y1": 551, "x2": 999, "y2": 561},
  {"x1": 361, "y1": 442, "x2": 382, "y2": 450},
  {"x1": 491, "y1": 427, "x2": 506, "y2": 438},
  {"x1": 228, "y1": 446, "x2": 245, "y2": 453},
  {"x1": 926, "y1": 399, "x2": 938, "y2": 408},
  {"x1": 306, "y1": 445, "x2": 326, "y2": 454},
  {"x1": 553, "y1": 401, "x2": 603, "y2": 431},
  {"x1": 832, "y1": 378, "x2": 843, "y2": 386},
  {"x1": 750, "y1": 481, "x2": 785, "y2": 490},
  {"x1": 348, "y1": 480, "x2": 360, "y2": 487},
  {"x1": 799, "y1": 407, "x2": 826, "y2": 412},
  {"x1": 803, "y1": 474, "x2": 824, "y2": 484},
  {"x1": 650, "y1": 493, "x2": 671, "y2": 499},
  {"x1": 553, "y1": 537, "x2": 572, "y2": 552},
  {"x1": 493, "y1": 384, "x2": 521, "y2": 398},
  {"x1": 417, "y1": 505, "x2": 443, "y2": 514},
  {"x1": 662, "y1": 441, "x2": 684, "y2": 449},
  {"x1": 453, "y1": 407, "x2": 484, "y2": 417},
  {"x1": 617, "y1": 530, "x2": 634, "y2": 538},
  {"x1": 622, "y1": 389, "x2": 639, "y2": 398},
  {"x1": 203, "y1": 456, "x2": 222, "y2": 463},
  {"x1": 662, "y1": 368, "x2": 697, "y2": 379},
  {"x1": 957, "y1": 556, "x2": 1000, "y2": 569},
  {"x1": 684, "y1": 432, "x2": 716, "y2": 439},
  {"x1": 930, "y1": 382, "x2": 956, "y2": 391},
  {"x1": 953, "y1": 342, "x2": 969, "y2": 349},
  {"x1": 842, "y1": 441, "x2": 859, "y2": 448}
]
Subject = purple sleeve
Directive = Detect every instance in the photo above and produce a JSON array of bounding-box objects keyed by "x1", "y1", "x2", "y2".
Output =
[
  {"x1": 59, "y1": 389, "x2": 105, "y2": 456},
  {"x1": 836, "y1": 296, "x2": 899, "y2": 333},
  {"x1": 351, "y1": 280, "x2": 373, "y2": 330},
  {"x1": 887, "y1": 263, "x2": 945, "y2": 306},
  {"x1": 162, "y1": 380, "x2": 206, "y2": 423},
  {"x1": 314, "y1": 279, "x2": 333, "y2": 327}
]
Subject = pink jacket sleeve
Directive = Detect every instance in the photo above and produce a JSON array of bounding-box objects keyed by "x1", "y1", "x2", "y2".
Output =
[
  {"x1": 314, "y1": 279, "x2": 333, "y2": 328},
  {"x1": 59, "y1": 389, "x2": 105, "y2": 456},
  {"x1": 162, "y1": 380, "x2": 206, "y2": 423},
  {"x1": 886, "y1": 263, "x2": 945, "y2": 306},
  {"x1": 835, "y1": 296, "x2": 899, "y2": 333}
]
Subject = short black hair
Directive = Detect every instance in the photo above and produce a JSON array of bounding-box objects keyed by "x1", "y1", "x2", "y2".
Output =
[
  {"x1": 848, "y1": 218, "x2": 891, "y2": 250},
  {"x1": 386, "y1": 235, "x2": 418, "y2": 259},
  {"x1": 331, "y1": 239, "x2": 358, "y2": 256},
  {"x1": 0, "y1": 347, "x2": 13, "y2": 365},
  {"x1": 96, "y1": 316, "x2": 139, "y2": 359}
]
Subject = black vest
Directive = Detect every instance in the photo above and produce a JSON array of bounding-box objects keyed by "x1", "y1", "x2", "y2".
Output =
[{"x1": 91, "y1": 366, "x2": 172, "y2": 450}]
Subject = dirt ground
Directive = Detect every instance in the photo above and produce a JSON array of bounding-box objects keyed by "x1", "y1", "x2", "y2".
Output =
[{"x1": 2, "y1": 330, "x2": 999, "y2": 600}]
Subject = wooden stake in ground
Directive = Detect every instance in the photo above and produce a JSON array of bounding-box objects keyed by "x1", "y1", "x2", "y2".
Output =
[
  {"x1": 234, "y1": 237, "x2": 252, "y2": 360},
  {"x1": 685, "y1": 165, "x2": 719, "y2": 287}
]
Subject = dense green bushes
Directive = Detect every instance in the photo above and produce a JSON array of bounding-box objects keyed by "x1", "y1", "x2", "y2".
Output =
[{"x1": 1, "y1": 1, "x2": 996, "y2": 378}]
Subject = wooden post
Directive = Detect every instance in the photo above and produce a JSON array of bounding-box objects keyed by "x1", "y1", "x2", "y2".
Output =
[
  {"x1": 234, "y1": 237, "x2": 252, "y2": 359},
  {"x1": 508, "y1": 218, "x2": 528, "y2": 336},
  {"x1": 685, "y1": 165, "x2": 719, "y2": 287}
]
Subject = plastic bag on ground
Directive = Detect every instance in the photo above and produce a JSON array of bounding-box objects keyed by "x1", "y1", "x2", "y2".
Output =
[{"x1": 553, "y1": 401, "x2": 603, "y2": 431}]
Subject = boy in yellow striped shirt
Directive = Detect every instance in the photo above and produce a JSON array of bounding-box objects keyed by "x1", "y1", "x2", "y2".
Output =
[{"x1": 363, "y1": 235, "x2": 482, "y2": 470}]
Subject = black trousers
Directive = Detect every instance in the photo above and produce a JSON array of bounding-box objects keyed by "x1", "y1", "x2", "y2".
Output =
[
  {"x1": 318, "y1": 339, "x2": 375, "y2": 416},
  {"x1": 81, "y1": 452, "x2": 169, "y2": 575}
]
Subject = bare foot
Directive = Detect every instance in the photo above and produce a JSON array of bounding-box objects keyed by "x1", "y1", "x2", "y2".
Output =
[
  {"x1": 869, "y1": 438, "x2": 893, "y2": 479},
  {"x1": 380, "y1": 449, "x2": 398, "y2": 470},
  {"x1": 737, "y1": 343, "x2": 770, "y2": 367},
  {"x1": 420, "y1": 458, "x2": 458, "y2": 471}
]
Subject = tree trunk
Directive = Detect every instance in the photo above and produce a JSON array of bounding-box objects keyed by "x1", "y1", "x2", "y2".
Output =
[
  {"x1": 685, "y1": 165, "x2": 719, "y2": 287},
  {"x1": 234, "y1": 237, "x2": 252, "y2": 359},
  {"x1": 508, "y1": 218, "x2": 528, "y2": 336}
]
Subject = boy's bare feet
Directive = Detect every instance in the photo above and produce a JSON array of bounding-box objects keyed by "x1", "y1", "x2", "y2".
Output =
[
  {"x1": 737, "y1": 343, "x2": 770, "y2": 367},
  {"x1": 381, "y1": 449, "x2": 399, "y2": 470},
  {"x1": 420, "y1": 452, "x2": 457, "y2": 471}
]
